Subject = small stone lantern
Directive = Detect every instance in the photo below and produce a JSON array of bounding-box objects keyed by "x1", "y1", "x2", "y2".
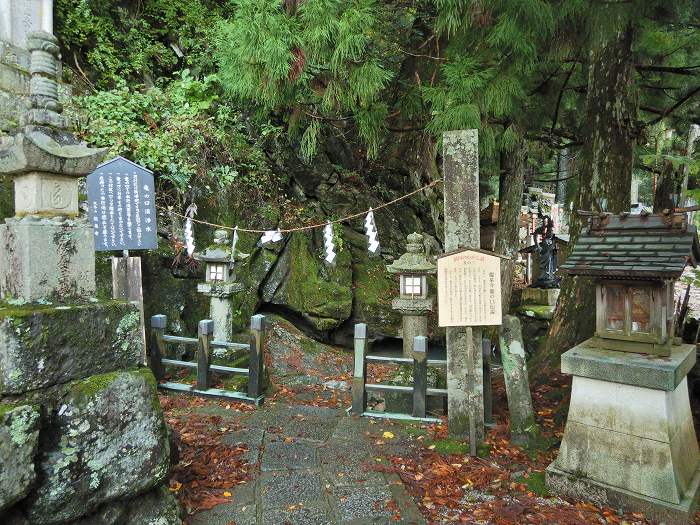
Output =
[
  {"x1": 547, "y1": 212, "x2": 700, "y2": 523},
  {"x1": 194, "y1": 229, "x2": 247, "y2": 342},
  {"x1": 387, "y1": 232, "x2": 437, "y2": 357}
]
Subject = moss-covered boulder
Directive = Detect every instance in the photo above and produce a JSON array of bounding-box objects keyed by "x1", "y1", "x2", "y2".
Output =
[
  {"x1": 0, "y1": 405, "x2": 40, "y2": 511},
  {"x1": 22, "y1": 369, "x2": 171, "y2": 524},
  {"x1": 346, "y1": 228, "x2": 401, "y2": 340},
  {"x1": 263, "y1": 231, "x2": 353, "y2": 332},
  {"x1": 0, "y1": 301, "x2": 142, "y2": 394},
  {"x1": 70, "y1": 484, "x2": 181, "y2": 525}
]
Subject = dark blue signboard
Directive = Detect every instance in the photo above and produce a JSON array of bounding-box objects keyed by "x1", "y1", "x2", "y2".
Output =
[{"x1": 87, "y1": 156, "x2": 158, "y2": 251}]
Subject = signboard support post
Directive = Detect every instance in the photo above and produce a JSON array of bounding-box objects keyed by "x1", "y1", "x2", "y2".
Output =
[{"x1": 443, "y1": 130, "x2": 485, "y2": 449}]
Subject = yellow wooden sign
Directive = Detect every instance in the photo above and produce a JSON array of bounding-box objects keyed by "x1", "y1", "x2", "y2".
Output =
[{"x1": 438, "y1": 248, "x2": 502, "y2": 327}]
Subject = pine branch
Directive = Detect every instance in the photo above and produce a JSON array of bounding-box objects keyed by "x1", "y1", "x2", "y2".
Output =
[
  {"x1": 636, "y1": 65, "x2": 700, "y2": 76},
  {"x1": 644, "y1": 84, "x2": 700, "y2": 126}
]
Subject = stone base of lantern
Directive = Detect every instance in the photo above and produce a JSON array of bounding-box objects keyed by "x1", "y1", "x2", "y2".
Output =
[
  {"x1": 546, "y1": 343, "x2": 699, "y2": 525},
  {"x1": 0, "y1": 216, "x2": 95, "y2": 302}
]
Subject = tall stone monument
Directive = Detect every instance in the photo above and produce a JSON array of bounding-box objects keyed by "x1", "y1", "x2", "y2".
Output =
[
  {"x1": 442, "y1": 130, "x2": 485, "y2": 445},
  {"x1": 0, "y1": 4, "x2": 181, "y2": 523}
]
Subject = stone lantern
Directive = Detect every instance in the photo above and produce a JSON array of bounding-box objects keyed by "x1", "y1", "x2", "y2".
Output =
[
  {"x1": 194, "y1": 229, "x2": 247, "y2": 342},
  {"x1": 546, "y1": 212, "x2": 700, "y2": 524},
  {"x1": 387, "y1": 232, "x2": 437, "y2": 357}
]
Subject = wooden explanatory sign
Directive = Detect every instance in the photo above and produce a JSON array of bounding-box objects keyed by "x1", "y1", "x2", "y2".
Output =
[{"x1": 438, "y1": 248, "x2": 502, "y2": 327}]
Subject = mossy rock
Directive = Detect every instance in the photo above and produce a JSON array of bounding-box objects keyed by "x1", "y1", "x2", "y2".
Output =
[
  {"x1": 0, "y1": 301, "x2": 143, "y2": 395},
  {"x1": 23, "y1": 368, "x2": 171, "y2": 524},
  {"x1": 346, "y1": 228, "x2": 401, "y2": 338},
  {"x1": 265, "y1": 231, "x2": 353, "y2": 332},
  {"x1": 0, "y1": 405, "x2": 41, "y2": 512}
]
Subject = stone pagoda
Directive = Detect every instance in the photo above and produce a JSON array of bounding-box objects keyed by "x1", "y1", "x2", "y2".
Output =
[
  {"x1": 546, "y1": 211, "x2": 700, "y2": 525},
  {"x1": 0, "y1": 4, "x2": 180, "y2": 522}
]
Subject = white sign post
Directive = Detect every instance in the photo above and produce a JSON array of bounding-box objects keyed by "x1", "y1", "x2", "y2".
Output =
[{"x1": 438, "y1": 249, "x2": 502, "y2": 327}]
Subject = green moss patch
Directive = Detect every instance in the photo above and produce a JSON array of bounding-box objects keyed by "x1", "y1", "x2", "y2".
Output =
[{"x1": 514, "y1": 471, "x2": 549, "y2": 497}]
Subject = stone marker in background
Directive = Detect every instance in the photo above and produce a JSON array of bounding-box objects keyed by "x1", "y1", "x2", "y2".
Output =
[
  {"x1": 498, "y1": 315, "x2": 539, "y2": 446},
  {"x1": 442, "y1": 130, "x2": 484, "y2": 446}
]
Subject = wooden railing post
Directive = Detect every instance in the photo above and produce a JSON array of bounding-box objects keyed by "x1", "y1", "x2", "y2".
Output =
[
  {"x1": 197, "y1": 319, "x2": 214, "y2": 390},
  {"x1": 149, "y1": 315, "x2": 167, "y2": 380},
  {"x1": 412, "y1": 336, "x2": 428, "y2": 418},
  {"x1": 351, "y1": 323, "x2": 368, "y2": 415},
  {"x1": 483, "y1": 338, "x2": 494, "y2": 427},
  {"x1": 248, "y1": 315, "x2": 266, "y2": 399}
]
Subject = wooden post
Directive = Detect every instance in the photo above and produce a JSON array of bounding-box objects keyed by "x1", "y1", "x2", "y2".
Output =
[
  {"x1": 483, "y1": 338, "x2": 494, "y2": 427},
  {"x1": 443, "y1": 130, "x2": 485, "y2": 447},
  {"x1": 197, "y1": 319, "x2": 214, "y2": 390},
  {"x1": 149, "y1": 314, "x2": 166, "y2": 380},
  {"x1": 248, "y1": 314, "x2": 266, "y2": 399},
  {"x1": 112, "y1": 254, "x2": 147, "y2": 363},
  {"x1": 351, "y1": 323, "x2": 368, "y2": 415},
  {"x1": 412, "y1": 336, "x2": 428, "y2": 418}
]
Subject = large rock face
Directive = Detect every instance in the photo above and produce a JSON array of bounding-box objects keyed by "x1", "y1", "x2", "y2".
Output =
[
  {"x1": 0, "y1": 405, "x2": 40, "y2": 511},
  {"x1": 0, "y1": 301, "x2": 142, "y2": 394},
  {"x1": 22, "y1": 369, "x2": 171, "y2": 524}
]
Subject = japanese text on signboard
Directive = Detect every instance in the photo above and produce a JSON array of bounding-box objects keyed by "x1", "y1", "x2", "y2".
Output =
[
  {"x1": 437, "y1": 250, "x2": 502, "y2": 327},
  {"x1": 86, "y1": 157, "x2": 158, "y2": 251}
]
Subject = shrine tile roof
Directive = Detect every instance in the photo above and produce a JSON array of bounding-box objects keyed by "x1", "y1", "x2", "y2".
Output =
[{"x1": 559, "y1": 213, "x2": 700, "y2": 279}]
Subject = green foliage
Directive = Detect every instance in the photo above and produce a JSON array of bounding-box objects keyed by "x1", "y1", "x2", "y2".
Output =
[
  {"x1": 69, "y1": 71, "x2": 281, "y2": 208},
  {"x1": 217, "y1": 0, "x2": 403, "y2": 160},
  {"x1": 56, "y1": 0, "x2": 226, "y2": 87}
]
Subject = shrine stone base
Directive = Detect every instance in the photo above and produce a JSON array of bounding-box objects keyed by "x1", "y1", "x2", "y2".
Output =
[
  {"x1": 0, "y1": 216, "x2": 95, "y2": 302},
  {"x1": 546, "y1": 344, "x2": 700, "y2": 525},
  {"x1": 521, "y1": 287, "x2": 559, "y2": 306}
]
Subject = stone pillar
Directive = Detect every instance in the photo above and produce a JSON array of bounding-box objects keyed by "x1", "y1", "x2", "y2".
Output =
[
  {"x1": 401, "y1": 314, "x2": 428, "y2": 357},
  {"x1": 443, "y1": 130, "x2": 484, "y2": 443},
  {"x1": 546, "y1": 345, "x2": 700, "y2": 525}
]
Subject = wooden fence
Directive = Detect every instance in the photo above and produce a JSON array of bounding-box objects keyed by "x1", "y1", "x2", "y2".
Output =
[
  {"x1": 148, "y1": 314, "x2": 266, "y2": 405},
  {"x1": 351, "y1": 323, "x2": 493, "y2": 423}
]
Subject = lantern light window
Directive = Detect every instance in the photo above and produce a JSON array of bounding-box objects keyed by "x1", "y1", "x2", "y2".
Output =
[{"x1": 209, "y1": 264, "x2": 226, "y2": 282}]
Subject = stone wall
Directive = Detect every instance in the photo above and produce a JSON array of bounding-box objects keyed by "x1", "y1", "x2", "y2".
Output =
[{"x1": 0, "y1": 301, "x2": 181, "y2": 525}]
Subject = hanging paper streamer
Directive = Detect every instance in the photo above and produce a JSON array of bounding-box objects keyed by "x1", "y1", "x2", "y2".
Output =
[
  {"x1": 259, "y1": 228, "x2": 283, "y2": 246},
  {"x1": 323, "y1": 222, "x2": 336, "y2": 264},
  {"x1": 183, "y1": 203, "x2": 197, "y2": 257},
  {"x1": 229, "y1": 226, "x2": 239, "y2": 269},
  {"x1": 364, "y1": 208, "x2": 380, "y2": 254}
]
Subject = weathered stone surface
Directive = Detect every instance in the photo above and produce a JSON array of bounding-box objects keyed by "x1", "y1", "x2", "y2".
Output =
[
  {"x1": 71, "y1": 484, "x2": 182, "y2": 525},
  {"x1": 0, "y1": 218, "x2": 96, "y2": 303},
  {"x1": 443, "y1": 129, "x2": 484, "y2": 442},
  {"x1": 265, "y1": 232, "x2": 353, "y2": 332},
  {"x1": 0, "y1": 301, "x2": 142, "y2": 394},
  {"x1": 499, "y1": 315, "x2": 538, "y2": 445},
  {"x1": 561, "y1": 342, "x2": 696, "y2": 391},
  {"x1": 23, "y1": 369, "x2": 171, "y2": 524},
  {"x1": 0, "y1": 405, "x2": 40, "y2": 511},
  {"x1": 520, "y1": 287, "x2": 559, "y2": 306}
]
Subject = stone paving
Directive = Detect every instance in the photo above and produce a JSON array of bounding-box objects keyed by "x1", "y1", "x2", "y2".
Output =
[{"x1": 190, "y1": 404, "x2": 426, "y2": 525}]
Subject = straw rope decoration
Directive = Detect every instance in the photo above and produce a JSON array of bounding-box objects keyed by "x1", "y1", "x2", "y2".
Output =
[{"x1": 164, "y1": 179, "x2": 442, "y2": 257}]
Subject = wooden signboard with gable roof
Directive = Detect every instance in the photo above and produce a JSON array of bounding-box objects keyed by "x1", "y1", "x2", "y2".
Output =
[{"x1": 437, "y1": 248, "x2": 503, "y2": 327}]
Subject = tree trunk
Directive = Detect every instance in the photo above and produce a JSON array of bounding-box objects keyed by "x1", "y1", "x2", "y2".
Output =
[
  {"x1": 544, "y1": 7, "x2": 637, "y2": 361},
  {"x1": 653, "y1": 159, "x2": 675, "y2": 212},
  {"x1": 495, "y1": 141, "x2": 526, "y2": 314}
]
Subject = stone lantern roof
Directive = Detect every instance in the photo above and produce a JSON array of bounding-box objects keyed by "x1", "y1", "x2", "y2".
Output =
[
  {"x1": 560, "y1": 212, "x2": 700, "y2": 280},
  {"x1": 387, "y1": 232, "x2": 437, "y2": 274},
  {"x1": 194, "y1": 229, "x2": 249, "y2": 264}
]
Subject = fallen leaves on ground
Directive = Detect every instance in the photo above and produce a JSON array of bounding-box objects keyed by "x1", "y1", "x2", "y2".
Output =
[{"x1": 160, "y1": 395, "x2": 255, "y2": 515}]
